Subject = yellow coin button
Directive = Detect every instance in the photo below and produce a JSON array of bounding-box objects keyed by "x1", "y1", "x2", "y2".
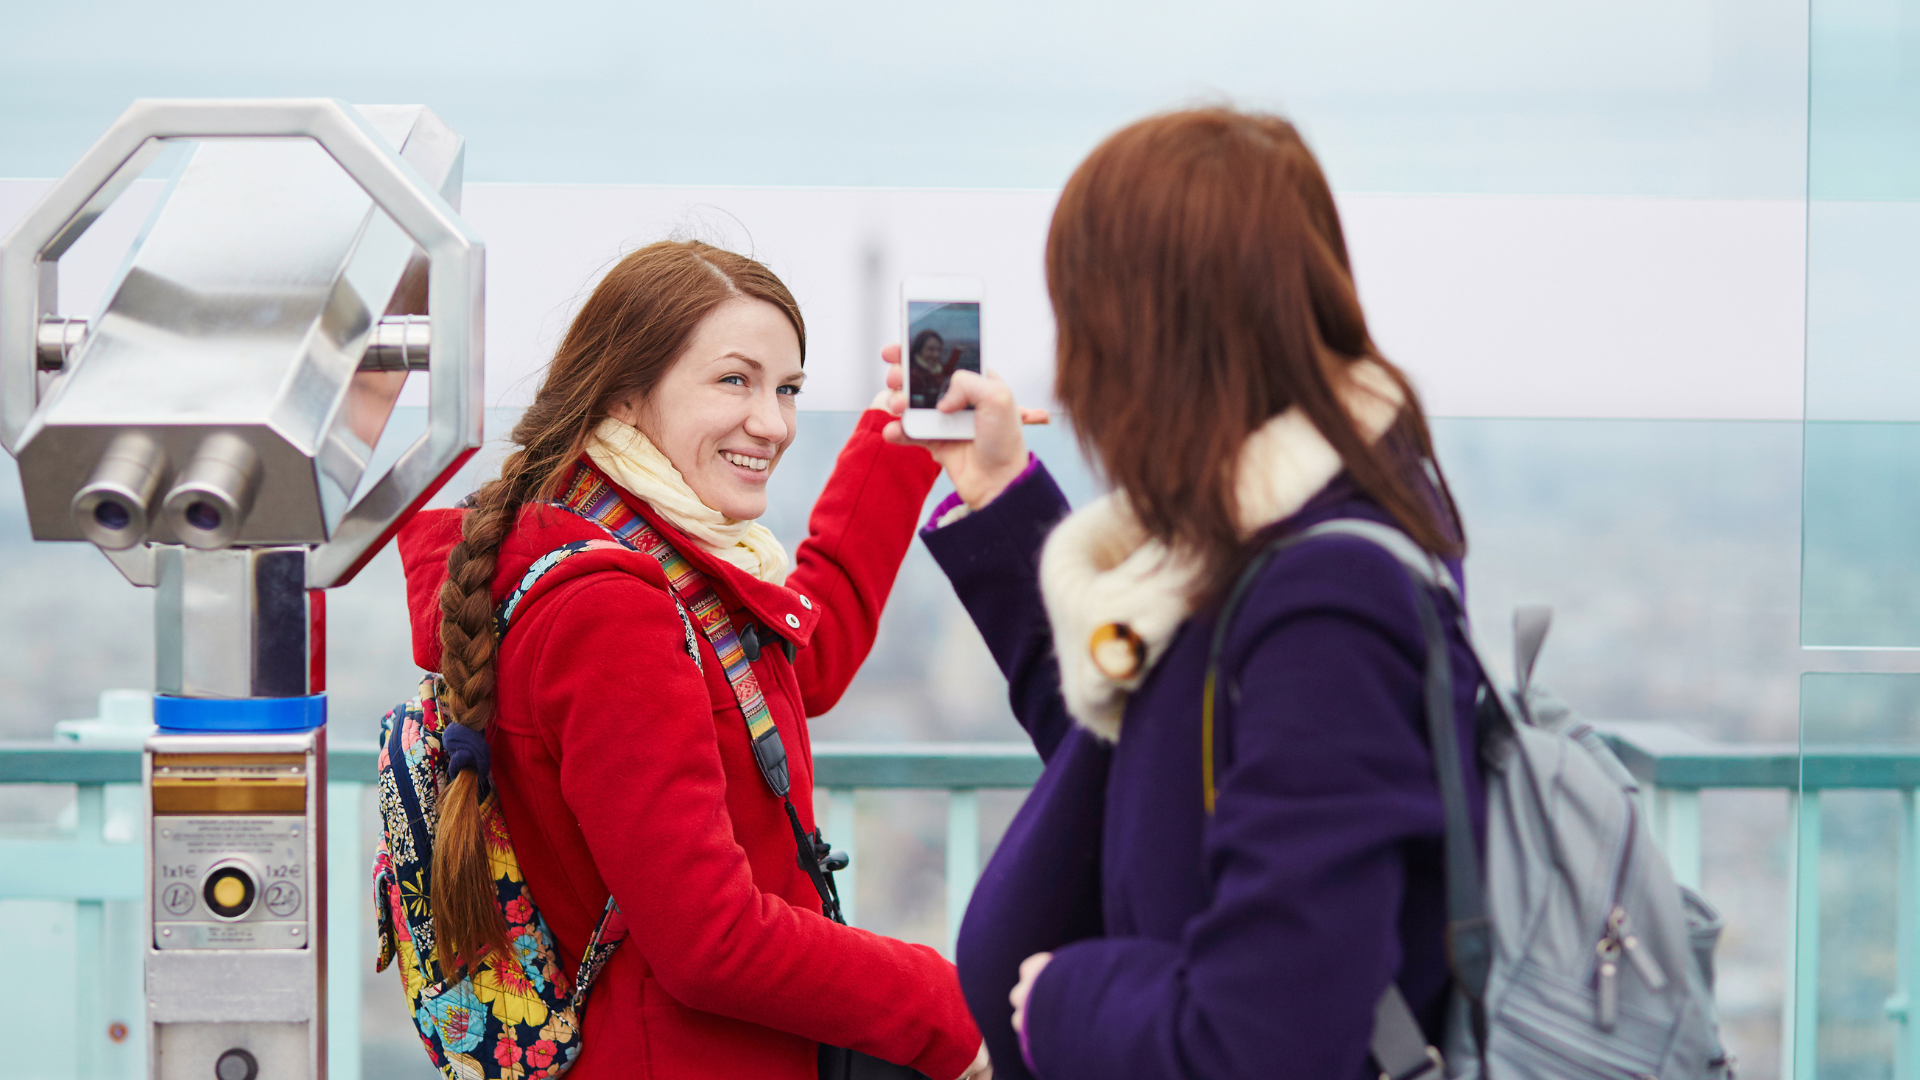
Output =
[{"x1": 212, "y1": 875, "x2": 247, "y2": 909}]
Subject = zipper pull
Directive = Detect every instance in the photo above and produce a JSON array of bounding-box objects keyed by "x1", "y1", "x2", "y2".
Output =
[
  {"x1": 1610, "y1": 907, "x2": 1669, "y2": 990},
  {"x1": 1596, "y1": 938, "x2": 1621, "y2": 1031}
]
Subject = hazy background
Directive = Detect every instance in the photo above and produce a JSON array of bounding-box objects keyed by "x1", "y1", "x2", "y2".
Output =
[{"x1": 5, "y1": 0, "x2": 1920, "y2": 1076}]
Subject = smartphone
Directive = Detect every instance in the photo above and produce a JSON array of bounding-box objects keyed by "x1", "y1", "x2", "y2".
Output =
[{"x1": 901, "y1": 276, "x2": 983, "y2": 440}]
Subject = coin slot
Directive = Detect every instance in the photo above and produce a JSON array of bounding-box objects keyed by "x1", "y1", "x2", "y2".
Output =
[{"x1": 202, "y1": 865, "x2": 257, "y2": 920}]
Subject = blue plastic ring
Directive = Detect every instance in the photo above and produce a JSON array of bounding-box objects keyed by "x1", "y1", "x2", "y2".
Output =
[{"x1": 153, "y1": 694, "x2": 327, "y2": 733}]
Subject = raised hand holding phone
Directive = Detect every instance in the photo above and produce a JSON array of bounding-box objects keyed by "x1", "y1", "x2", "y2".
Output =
[
  {"x1": 902, "y1": 276, "x2": 985, "y2": 439},
  {"x1": 877, "y1": 344, "x2": 1047, "y2": 510}
]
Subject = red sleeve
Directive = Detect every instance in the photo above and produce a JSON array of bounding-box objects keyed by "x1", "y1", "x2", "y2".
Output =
[
  {"x1": 532, "y1": 573, "x2": 978, "y2": 1079},
  {"x1": 785, "y1": 409, "x2": 941, "y2": 716}
]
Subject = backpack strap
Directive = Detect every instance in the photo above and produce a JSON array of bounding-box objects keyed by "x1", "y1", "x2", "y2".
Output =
[
  {"x1": 399, "y1": 535, "x2": 642, "y2": 993},
  {"x1": 495, "y1": 538, "x2": 639, "y2": 638},
  {"x1": 550, "y1": 467, "x2": 848, "y2": 925},
  {"x1": 1201, "y1": 517, "x2": 1495, "y2": 1079},
  {"x1": 569, "y1": 897, "x2": 629, "y2": 1009}
]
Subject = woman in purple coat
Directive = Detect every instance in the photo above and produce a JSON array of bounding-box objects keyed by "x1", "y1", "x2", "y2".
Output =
[{"x1": 878, "y1": 108, "x2": 1487, "y2": 1080}]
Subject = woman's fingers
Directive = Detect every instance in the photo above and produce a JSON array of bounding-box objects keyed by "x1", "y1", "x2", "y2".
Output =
[
  {"x1": 935, "y1": 369, "x2": 1009, "y2": 414},
  {"x1": 1009, "y1": 951, "x2": 1053, "y2": 1035},
  {"x1": 956, "y1": 1042, "x2": 992, "y2": 1080},
  {"x1": 883, "y1": 351, "x2": 1036, "y2": 509},
  {"x1": 881, "y1": 343, "x2": 904, "y2": 393},
  {"x1": 880, "y1": 419, "x2": 919, "y2": 446},
  {"x1": 878, "y1": 344, "x2": 911, "y2": 417}
]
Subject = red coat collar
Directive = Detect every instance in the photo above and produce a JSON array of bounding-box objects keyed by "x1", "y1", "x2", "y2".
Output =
[
  {"x1": 397, "y1": 461, "x2": 824, "y2": 673},
  {"x1": 577, "y1": 461, "x2": 822, "y2": 648}
]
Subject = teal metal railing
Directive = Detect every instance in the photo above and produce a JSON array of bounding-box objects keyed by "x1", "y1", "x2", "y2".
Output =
[{"x1": 2, "y1": 726, "x2": 1910, "y2": 1079}]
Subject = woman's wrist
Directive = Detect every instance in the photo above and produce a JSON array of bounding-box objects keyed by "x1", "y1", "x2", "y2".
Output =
[
  {"x1": 954, "y1": 1038, "x2": 991, "y2": 1080},
  {"x1": 962, "y1": 453, "x2": 1037, "y2": 511}
]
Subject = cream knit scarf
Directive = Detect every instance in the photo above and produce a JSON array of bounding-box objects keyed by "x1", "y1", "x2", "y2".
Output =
[
  {"x1": 585, "y1": 418, "x2": 791, "y2": 584},
  {"x1": 1037, "y1": 360, "x2": 1404, "y2": 741}
]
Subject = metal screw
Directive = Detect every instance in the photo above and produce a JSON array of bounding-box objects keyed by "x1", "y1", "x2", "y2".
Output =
[
  {"x1": 290, "y1": 926, "x2": 301, "y2": 936},
  {"x1": 160, "y1": 829, "x2": 171, "y2": 838},
  {"x1": 161, "y1": 928, "x2": 171, "y2": 937}
]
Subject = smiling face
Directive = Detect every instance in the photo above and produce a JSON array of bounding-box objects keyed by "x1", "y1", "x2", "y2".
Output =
[
  {"x1": 914, "y1": 333, "x2": 945, "y2": 370},
  {"x1": 607, "y1": 297, "x2": 805, "y2": 521}
]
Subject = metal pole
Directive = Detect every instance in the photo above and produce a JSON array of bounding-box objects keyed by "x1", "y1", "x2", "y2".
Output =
[
  {"x1": 327, "y1": 782, "x2": 363, "y2": 1080},
  {"x1": 946, "y1": 789, "x2": 979, "y2": 956},
  {"x1": 829, "y1": 789, "x2": 858, "y2": 928},
  {"x1": 75, "y1": 783, "x2": 106, "y2": 1080},
  {"x1": 1652, "y1": 787, "x2": 1703, "y2": 891},
  {"x1": 1783, "y1": 789, "x2": 1822, "y2": 1080},
  {"x1": 1893, "y1": 789, "x2": 1920, "y2": 1080}
]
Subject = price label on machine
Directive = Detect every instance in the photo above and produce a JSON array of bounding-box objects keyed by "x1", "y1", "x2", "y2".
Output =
[{"x1": 152, "y1": 815, "x2": 309, "y2": 951}]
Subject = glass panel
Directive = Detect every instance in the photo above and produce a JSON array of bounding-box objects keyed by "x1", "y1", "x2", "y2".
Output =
[
  {"x1": 1799, "y1": 674, "x2": 1920, "y2": 1080},
  {"x1": 1799, "y1": 0, "x2": 1920, "y2": 1075},
  {"x1": 1800, "y1": 0, "x2": 1920, "y2": 647}
]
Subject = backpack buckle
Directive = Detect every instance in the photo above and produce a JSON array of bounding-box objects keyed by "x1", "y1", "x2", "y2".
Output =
[{"x1": 1380, "y1": 1047, "x2": 1445, "y2": 1080}]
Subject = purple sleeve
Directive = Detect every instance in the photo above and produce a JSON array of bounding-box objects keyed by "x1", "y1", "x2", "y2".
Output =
[
  {"x1": 922, "y1": 454, "x2": 1040, "y2": 533},
  {"x1": 1021, "y1": 540, "x2": 1470, "y2": 1080},
  {"x1": 920, "y1": 458, "x2": 1076, "y2": 761}
]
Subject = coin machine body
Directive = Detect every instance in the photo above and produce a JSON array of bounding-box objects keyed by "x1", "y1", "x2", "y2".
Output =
[{"x1": 0, "y1": 100, "x2": 485, "y2": 1079}]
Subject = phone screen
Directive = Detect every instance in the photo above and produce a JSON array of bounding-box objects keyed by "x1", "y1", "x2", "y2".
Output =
[{"x1": 906, "y1": 301, "x2": 982, "y2": 409}]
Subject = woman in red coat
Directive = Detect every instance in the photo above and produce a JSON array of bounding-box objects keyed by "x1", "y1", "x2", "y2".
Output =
[{"x1": 397, "y1": 240, "x2": 987, "y2": 1080}]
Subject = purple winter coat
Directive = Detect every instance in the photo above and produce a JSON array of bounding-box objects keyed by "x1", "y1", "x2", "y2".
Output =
[{"x1": 922, "y1": 461, "x2": 1487, "y2": 1080}]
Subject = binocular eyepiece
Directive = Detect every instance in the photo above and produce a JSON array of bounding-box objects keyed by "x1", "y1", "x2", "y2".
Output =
[{"x1": 71, "y1": 431, "x2": 262, "y2": 551}]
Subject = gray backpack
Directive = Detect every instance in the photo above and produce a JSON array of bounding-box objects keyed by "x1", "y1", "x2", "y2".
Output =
[{"x1": 1207, "y1": 519, "x2": 1732, "y2": 1080}]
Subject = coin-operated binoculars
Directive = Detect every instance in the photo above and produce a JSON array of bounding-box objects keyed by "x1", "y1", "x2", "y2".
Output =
[{"x1": 0, "y1": 100, "x2": 483, "y2": 1080}]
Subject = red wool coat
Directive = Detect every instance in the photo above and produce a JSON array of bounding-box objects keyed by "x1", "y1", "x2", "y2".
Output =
[{"x1": 397, "y1": 411, "x2": 978, "y2": 1080}]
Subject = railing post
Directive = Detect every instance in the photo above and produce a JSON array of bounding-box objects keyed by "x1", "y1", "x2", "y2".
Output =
[
  {"x1": 1783, "y1": 789, "x2": 1822, "y2": 1080},
  {"x1": 946, "y1": 789, "x2": 979, "y2": 956},
  {"x1": 828, "y1": 788, "x2": 858, "y2": 928},
  {"x1": 104, "y1": 783, "x2": 145, "y2": 1080},
  {"x1": 328, "y1": 781, "x2": 363, "y2": 1080},
  {"x1": 1651, "y1": 787, "x2": 1703, "y2": 891},
  {"x1": 75, "y1": 782, "x2": 106, "y2": 1080},
  {"x1": 1894, "y1": 789, "x2": 1920, "y2": 1080}
]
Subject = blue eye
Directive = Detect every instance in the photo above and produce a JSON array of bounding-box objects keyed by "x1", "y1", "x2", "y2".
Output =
[
  {"x1": 721, "y1": 374, "x2": 747, "y2": 387},
  {"x1": 778, "y1": 384, "x2": 802, "y2": 397}
]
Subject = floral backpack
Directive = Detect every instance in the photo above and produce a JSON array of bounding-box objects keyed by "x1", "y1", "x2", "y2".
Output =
[{"x1": 372, "y1": 537, "x2": 634, "y2": 1080}]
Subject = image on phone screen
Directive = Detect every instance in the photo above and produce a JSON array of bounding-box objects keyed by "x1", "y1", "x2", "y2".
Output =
[{"x1": 906, "y1": 301, "x2": 982, "y2": 409}]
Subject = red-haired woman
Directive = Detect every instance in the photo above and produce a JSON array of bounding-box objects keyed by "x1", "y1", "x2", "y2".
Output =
[
  {"x1": 397, "y1": 241, "x2": 988, "y2": 1080},
  {"x1": 886, "y1": 109, "x2": 1484, "y2": 1080}
]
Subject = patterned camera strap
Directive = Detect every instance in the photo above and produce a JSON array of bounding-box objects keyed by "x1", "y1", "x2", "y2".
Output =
[{"x1": 551, "y1": 467, "x2": 846, "y2": 924}]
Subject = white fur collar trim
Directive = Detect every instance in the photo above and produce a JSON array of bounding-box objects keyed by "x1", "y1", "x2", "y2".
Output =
[{"x1": 1038, "y1": 361, "x2": 1403, "y2": 741}]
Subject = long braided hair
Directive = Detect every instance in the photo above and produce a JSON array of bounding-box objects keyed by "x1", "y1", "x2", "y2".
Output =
[{"x1": 431, "y1": 240, "x2": 805, "y2": 969}]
